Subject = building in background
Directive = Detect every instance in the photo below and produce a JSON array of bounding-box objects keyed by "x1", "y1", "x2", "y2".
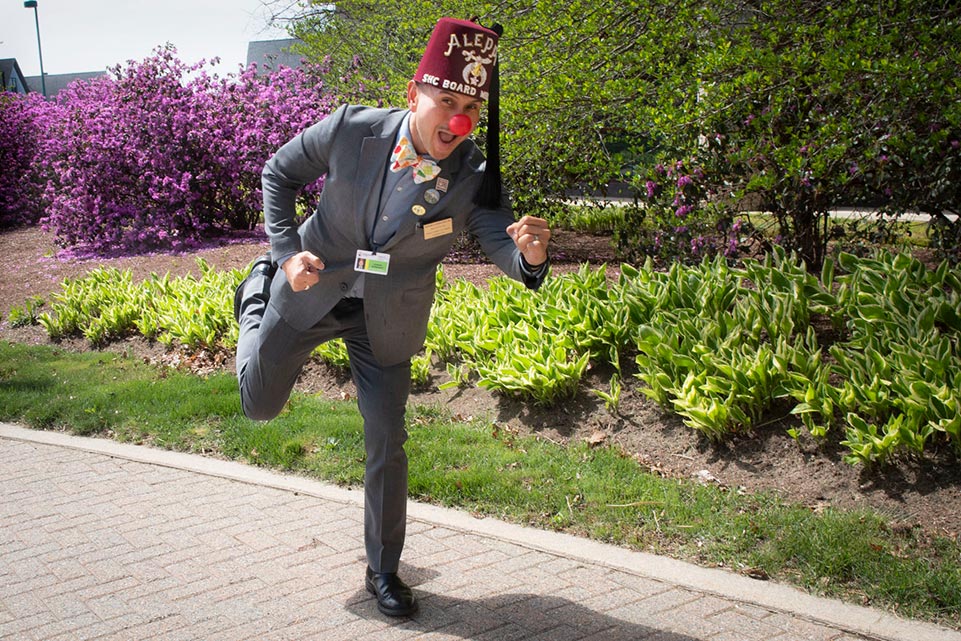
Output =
[
  {"x1": 24, "y1": 70, "x2": 106, "y2": 97},
  {"x1": 246, "y1": 38, "x2": 304, "y2": 71},
  {"x1": 0, "y1": 59, "x2": 31, "y2": 94},
  {"x1": 2, "y1": 39, "x2": 304, "y2": 98}
]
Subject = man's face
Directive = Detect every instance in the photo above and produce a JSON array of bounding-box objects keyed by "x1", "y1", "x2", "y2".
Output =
[{"x1": 406, "y1": 81, "x2": 484, "y2": 160}]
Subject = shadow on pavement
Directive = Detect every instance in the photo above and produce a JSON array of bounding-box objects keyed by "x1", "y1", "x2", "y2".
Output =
[{"x1": 348, "y1": 589, "x2": 699, "y2": 640}]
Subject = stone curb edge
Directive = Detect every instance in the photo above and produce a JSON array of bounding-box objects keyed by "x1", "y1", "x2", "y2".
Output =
[{"x1": 2, "y1": 422, "x2": 956, "y2": 641}]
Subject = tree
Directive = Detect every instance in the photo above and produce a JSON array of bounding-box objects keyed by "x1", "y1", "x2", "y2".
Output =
[
  {"x1": 687, "y1": 1, "x2": 961, "y2": 267},
  {"x1": 272, "y1": 0, "x2": 961, "y2": 267},
  {"x1": 274, "y1": 0, "x2": 702, "y2": 205}
]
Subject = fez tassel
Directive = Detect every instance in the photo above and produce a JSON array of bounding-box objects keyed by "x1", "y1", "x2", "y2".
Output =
[{"x1": 476, "y1": 22, "x2": 503, "y2": 209}]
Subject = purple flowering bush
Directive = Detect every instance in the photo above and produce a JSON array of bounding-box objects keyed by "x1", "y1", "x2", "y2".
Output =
[
  {"x1": 26, "y1": 46, "x2": 339, "y2": 254},
  {"x1": 616, "y1": 159, "x2": 749, "y2": 265},
  {"x1": 0, "y1": 92, "x2": 58, "y2": 228}
]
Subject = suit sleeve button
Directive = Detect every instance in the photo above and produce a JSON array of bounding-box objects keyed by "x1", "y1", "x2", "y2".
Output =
[{"x1": 339, "y1": 282, "x2": 349, "y2": 292}]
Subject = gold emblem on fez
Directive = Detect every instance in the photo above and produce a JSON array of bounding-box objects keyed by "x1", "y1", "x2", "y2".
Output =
[{"x1": 462, "y1": 51, "x2": 492, "y2": 87}]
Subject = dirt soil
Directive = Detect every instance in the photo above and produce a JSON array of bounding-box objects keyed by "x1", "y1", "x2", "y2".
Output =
[{"x1": 2, "y1": 225, "x2": 960, "y2": 541}]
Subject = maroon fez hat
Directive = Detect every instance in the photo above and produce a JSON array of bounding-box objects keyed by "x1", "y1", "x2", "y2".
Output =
[
  {"x1": 414, "y1": 18, "x2": 504, "y2": 207},
  {"x1": 413, "y1": 17, "x2": 499, "y2": 101}
]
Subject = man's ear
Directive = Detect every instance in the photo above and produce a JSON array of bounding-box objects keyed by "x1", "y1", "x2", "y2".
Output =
[{"x1": 406, "y1": 81, "x2": 419, "y2": 111}]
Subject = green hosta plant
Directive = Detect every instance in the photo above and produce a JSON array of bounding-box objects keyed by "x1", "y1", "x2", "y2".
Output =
[
  {"x1": 541, "y1": 264, "x2": 633, "y2": 372},
  {"x1": 827, "y1": 251, "x2": 961, "y2": 460},
  {"x1": 428, "y1": 266, "x2": 611, "y2": 406},
  {"x1": 592, "y1": 374, "x2": 622, "y2": 414},
  {"x1": 440, "y1": 362, "x2": 472, "y2": 390},
  {"x1": 26, "y1": 244, "x2": 961, "y2": 465},
  {"x1": 669, "y1": 338, "x2": 792, "y2": 440},
  {"x1": 7, "y1": 296, "x2": 45, "y2": 328},
  {"x1": 312, "y1": 338, "x2": 350, "y2": 369},
  {"x1": 39, "y1": 267, "x2": 143, "y2": 345},
  {"x1": 476, "y1": 341, "x2": 590, "y2": 406},
  {"x1": 38, "y1": 259, "x2": 241, "y2": 350},
  {"x1": 140, "y1": 261, "x2": 238, "y2": 351},
  {"x1": 426, "y1": 275, "x2": 491, "y2": 363},
  {"x1": 783, "y1": 329, "x2": 837, "y2": 439},
  {"x1": 631, "y1": 250, "x2": 840, "y2": 440},
  {"x1": 410, "y1": 350, "x2": 432, "y2": 387}
]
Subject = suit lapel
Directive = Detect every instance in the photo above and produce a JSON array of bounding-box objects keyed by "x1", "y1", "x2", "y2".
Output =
[{"x1": 355, "y1": 111, "x2": 407, "y2": 244}]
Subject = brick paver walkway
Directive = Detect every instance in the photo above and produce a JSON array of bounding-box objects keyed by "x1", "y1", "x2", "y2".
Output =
[{"x1": 2, "y1": 424, "x2": 956, "y2": 641}]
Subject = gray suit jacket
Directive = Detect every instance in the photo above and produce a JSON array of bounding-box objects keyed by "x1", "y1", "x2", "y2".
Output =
[{"x1": 261, "y1": 104, "x2": 543, "y2": 366}]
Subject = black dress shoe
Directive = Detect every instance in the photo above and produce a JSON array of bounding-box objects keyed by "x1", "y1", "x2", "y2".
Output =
[
  {"x1": 233, "y1": 253, "x2": 275, "y2": 322},
  {"x1": 365, "y1": 567, "x2": 418, "y2": 617}
]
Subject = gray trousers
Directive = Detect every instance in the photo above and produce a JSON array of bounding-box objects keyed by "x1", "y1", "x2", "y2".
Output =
[{"x1": 235, "y1": 273, "x2": 411, "y2": 573}]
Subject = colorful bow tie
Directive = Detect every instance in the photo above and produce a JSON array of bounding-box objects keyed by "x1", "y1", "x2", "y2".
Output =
[{"x1": 390, "y1": 136, "x2": 441, "y2": 184}]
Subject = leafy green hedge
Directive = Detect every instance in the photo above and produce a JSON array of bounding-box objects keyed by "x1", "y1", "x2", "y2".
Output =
[
  {"x1": 27, "y1": 249, "x2": 961, "y2": 465},
  {"x1": 39, "y1": 260, "x2": 240, "y2": 350}
]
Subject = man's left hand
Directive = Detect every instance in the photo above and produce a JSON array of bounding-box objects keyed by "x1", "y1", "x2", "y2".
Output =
[{"x1": 507, "y1": 215, "x2": 550, "y2": 267}]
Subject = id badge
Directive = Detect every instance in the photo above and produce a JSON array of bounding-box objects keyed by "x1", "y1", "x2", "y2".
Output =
[{"x1": 355, "y1": 249, "x2": 390, "y2": 275}]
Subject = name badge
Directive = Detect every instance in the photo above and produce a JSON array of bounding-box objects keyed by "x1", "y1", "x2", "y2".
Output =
[
  {"x1": 422, "y1": 218, "x2": 453, "y2": 240},
  {"x1": 355, "y1": 249, "x2": 390, "y2": 275}
]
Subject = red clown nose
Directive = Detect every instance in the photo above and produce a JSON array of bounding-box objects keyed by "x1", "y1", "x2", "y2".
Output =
[{"x1": 448, "y1": 114, "x2": 472, "y2": 137}]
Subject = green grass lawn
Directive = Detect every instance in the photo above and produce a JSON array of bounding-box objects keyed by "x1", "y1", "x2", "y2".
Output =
[{"x1": 1, "y1": 340, "x2": 959, "y2": 629}]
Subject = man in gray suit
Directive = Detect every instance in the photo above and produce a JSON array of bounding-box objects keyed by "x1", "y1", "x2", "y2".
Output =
[{"x1": 234, "y1": 17, "x2": 550, "y2": 617}]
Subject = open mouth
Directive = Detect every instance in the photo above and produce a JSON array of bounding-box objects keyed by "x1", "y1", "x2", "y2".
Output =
[{"x1": 438, "y1": 131, "x2": 456, "y2": 144}]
